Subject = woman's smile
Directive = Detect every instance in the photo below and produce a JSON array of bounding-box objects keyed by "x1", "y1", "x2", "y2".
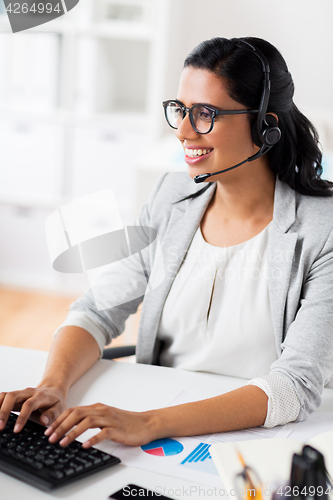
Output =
[{"x1": 184, "y1": 147, "x2": 214, "y2": 164}]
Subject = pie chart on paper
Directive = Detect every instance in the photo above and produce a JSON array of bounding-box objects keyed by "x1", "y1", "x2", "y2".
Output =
[{"x1": 141, "y1": 438, "x2": 184, "y2": 457}]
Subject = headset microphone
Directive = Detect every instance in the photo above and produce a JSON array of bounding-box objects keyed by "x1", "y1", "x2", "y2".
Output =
[
  {"x1": 193, "y1": 40, "x2": 281, "y2": 184},
  {"x1": 193, "y1": 143, "x2": 271, "y2": 183}
]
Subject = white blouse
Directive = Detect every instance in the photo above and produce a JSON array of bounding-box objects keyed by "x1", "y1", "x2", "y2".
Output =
[
  {"x1": 56, "y1": 220, "x2": 301, "y2": 428},
  {"x1": 158, "y1": 222, "x2": 278, "y2": 379}
]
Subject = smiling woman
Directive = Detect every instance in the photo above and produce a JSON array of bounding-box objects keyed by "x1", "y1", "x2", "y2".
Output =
[{"x1": 1, "y1": 37, "x2": 333, "y2": 450}]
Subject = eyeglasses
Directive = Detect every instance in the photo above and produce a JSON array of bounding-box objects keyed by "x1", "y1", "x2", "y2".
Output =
[{"x1": 163, "y1": 99, "x2": 259, "y2": 135}]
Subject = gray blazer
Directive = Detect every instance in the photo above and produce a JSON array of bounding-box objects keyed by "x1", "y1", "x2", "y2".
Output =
[{"x1": 71, "y1": 172, "x2": 333, "y2": 421}]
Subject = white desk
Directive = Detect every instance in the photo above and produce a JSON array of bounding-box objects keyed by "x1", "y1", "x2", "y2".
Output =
[{"x1": 1, "y1": 346, "x2": 333, "y2": 500}]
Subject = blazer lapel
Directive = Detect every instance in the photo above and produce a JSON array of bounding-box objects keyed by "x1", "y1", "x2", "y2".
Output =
[
  {"x1": 136, "y1": 182, "x2": 217, "y2": 364},
  {"x1": 268, "y1": 178, "x2": 298, "y2": 354}
]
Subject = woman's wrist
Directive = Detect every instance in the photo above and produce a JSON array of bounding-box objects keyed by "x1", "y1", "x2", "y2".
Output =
[
  {"x1": 36, "y1": 379, "x2": 68, "y2": 400},
  {"x1": 146, "y1": 407, "x2": 177, "y2": 441}
]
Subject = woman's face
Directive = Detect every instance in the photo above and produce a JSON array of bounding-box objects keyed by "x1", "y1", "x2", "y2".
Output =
[{"x1": 175, "y1": 67, "x2": 260, "y2": 181}]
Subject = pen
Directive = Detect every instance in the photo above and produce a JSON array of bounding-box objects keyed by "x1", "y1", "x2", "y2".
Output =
[{"x1": 236, "y1": 450, "x2": 262, "y2": 500}]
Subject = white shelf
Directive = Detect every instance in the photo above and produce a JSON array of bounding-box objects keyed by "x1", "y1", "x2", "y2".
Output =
[
  {"x1": 0, "y1": 107, "x2": 151, "y2": 128},
  {"x1": 0, "y1": 193, "x2": 64, "y2": 209},
  {"x1": 0, "y1": 107, "x2": 69, "y2": 124},
  {"x1": 86, "y1": 20, "x2": 153, "y2": 40},
  {"x1": 29, "y1": 19, "x2": 153, "y2": 40}
]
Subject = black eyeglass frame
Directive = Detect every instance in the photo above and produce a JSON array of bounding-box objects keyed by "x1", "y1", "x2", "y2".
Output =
[{"x1": 163, "y1": 99, "x2": 259, "y2": 135}]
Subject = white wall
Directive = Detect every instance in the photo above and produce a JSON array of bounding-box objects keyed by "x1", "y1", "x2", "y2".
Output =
[{"x1": 164, "y1": 0, "x2": 333, "y2": 116}]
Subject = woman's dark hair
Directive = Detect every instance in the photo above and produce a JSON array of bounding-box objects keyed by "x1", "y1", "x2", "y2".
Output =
[{"x1": 176, "y1": 37, "x2": 333, "y2": 201}]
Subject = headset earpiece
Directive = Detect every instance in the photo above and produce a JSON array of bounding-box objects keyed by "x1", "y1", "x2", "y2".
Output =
[
  {"x1": 252, "y1": 114, "x2": 281, "y2": 148},
  {"x1": 262, "y1": 114, "x2": 281, "y2": 146}
]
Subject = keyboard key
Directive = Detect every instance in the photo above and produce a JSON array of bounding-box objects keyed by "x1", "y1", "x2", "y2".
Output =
[
  {"x1": 30, "y1": 461, "x2": 44, "y2": 470},
  {"x1": 44, "y1": 459, "x2": 55, "y2": 466},
  {"x1": 53, "y1": 463, "x2": 65, "y2": 470},
  {"x1": 64, "y1": 467, "x2": 75, "y2": 476},
  {"x1": 69, "y1": 461, "x2": 84, "y2": 472},
  {"x1": 88, "y1": 449, "x2": 98, "y2": 455},
  {"x1": 75, "y1": 457, "x2": 89, "y2": 465},
  {"x1": 49, "y1": 470, "x2": 64, "y2": 479}
]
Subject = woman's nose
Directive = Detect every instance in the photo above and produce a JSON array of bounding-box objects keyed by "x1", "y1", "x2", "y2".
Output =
[{"x1": 175, "y1": 113, "x2": 199, "y2": 141}]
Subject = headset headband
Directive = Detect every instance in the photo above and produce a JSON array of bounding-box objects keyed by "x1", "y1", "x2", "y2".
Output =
[{"x1": 238, "y1": 40, "x2": 271, "y2": 144}]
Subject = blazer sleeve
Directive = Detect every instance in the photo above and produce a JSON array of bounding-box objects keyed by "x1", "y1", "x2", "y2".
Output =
[
  {"x1": 249, "y1": 227, "x2": 333, "y2": 426},
  {"x1": 59, "y1": 172, "x2": 169, "y2": 352}
]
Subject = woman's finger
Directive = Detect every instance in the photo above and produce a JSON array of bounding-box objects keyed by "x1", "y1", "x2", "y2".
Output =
[
  {"x1": 0, "y1": 388, "x2": 36, "y2": 429},
  {"x1": 47, "y1": 407, "x2": 92, "y2": 442},
  {"x1": 46, "y1": 403, "x2": 106, "y2": 435},
  {"x1": 14, "y1": 393, "x2": 61, "y2": 433},
  {"x1": 58, "y1": 416, "x2": 101, "y2": 447},
  {"x1": 0, "y1": 392, "x2": 8, "y2": 429},
  {"x1": 44, "y1": 407, "x2": 76, "y2": 436},
  {"x1": 0, "y1": 392, "x2": 7, "y2": 407},
  {"x1": 82, "y1": 428, "x2": 110, "y2": 449},
  {"x1": 38, "y1": 400, "x2": 67, "y2": 427}
]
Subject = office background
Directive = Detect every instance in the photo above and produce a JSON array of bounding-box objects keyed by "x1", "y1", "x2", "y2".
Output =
[{"x1": 0, "y1": 0, "x2": 332, "y2": 350}]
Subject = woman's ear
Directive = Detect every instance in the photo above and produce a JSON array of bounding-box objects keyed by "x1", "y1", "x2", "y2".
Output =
[
  {"x1": 252, "y1": 113, "x2": 280, "y2": 147},
  {"x1": 267, "y1": 112, "x2": 278, "y2": 123}
]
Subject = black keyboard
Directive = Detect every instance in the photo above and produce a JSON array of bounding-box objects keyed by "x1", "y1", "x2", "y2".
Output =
[{"x1": 0, "y1": 412, "x2": 121, "y2": 491}]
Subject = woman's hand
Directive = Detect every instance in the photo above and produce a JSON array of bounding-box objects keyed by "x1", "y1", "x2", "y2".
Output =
[
  {"x1": 0, "y1": 386, "x2": 67, "y2": 432},
  {"x1": 45, "y1": 403, "x2": 158, "y2": 448}
]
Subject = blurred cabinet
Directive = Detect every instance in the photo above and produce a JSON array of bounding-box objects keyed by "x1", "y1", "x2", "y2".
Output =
[{"x1": 0, "y1": 0, "x2": 170, "y2": 291}]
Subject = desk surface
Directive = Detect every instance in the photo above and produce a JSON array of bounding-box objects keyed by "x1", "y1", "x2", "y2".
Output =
[{"x1": 1, "y1": 346, "x2": 333, "y2": 500}]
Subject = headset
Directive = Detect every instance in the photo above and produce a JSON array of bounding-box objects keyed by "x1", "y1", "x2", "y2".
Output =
[{"x1": 193, "y1": 39, "x2": 282, "y2": 183}]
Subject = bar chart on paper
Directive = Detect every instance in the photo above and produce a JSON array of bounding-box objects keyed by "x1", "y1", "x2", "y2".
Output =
[{"x1": 180, "y1": 443, "x2": 219, "y2": 475}]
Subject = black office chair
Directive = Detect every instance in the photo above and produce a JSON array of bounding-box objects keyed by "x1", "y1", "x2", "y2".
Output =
[{"x1": 102, "y1": 345, "x2": 136, "y2": 360}]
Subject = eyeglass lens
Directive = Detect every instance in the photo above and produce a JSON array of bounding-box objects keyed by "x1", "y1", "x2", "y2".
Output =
[{"x1": 165, "y1": 102, "x2": 214, "y2": 134}]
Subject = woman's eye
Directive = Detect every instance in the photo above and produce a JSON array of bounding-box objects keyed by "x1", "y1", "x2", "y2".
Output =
[
  {"x1": 170, "y1": 106, "x2": 182, "y2": 117},
  {"x1": 199, "y1": 109, "x2": 212, "y2": 121}
]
